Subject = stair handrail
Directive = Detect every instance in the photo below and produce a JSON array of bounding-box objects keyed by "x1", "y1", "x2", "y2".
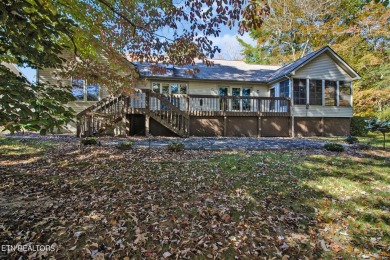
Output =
[{"x1": 76, "y1": 94, "x2": 125, "y2": 118}]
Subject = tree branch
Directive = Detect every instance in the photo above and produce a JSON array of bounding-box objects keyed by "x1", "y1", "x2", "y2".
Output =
[{"x1": 95, "y1": 0, "x2": 174, "y2": 42}]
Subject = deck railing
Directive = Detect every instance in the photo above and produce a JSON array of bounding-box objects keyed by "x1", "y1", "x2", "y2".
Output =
[
  {"x1": 77, "y1": 92, "x2": 291, "y2": 137},
  {"x1": 123, "y1": 92, "x2": 291, "y2": 117}
]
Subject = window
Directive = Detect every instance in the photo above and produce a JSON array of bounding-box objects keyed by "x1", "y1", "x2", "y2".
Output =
[
  {"x1": 170, "y1": 83, "x2": 179, "y2": 94},
  {"x1": 279, "y1": 80, "x2": 289, "y2": 98},
  {"x1": 86, "y1": 83, "x2": 99, "y2": 101},
  {"x1": 152, "y1": 82, "x2": 188, "y2": 94},
  {"x1": 71, "y1": 79, "x2": 100, "y2": 101},
  {"x1": 293, "y1": 79, "x2": 306, "y2": 105},
  {"x1": 72, "y1": 79, "x2": 84, "y2": 101},
  {"x1": 180, "y1": 84, "x2": 187, "y2": 94},
  {"x1": 242, "y1": 88, "x2": 251, "y2": 111},
  {"x1": 339, "y1": 81, "x2": 351, "y2": 106},
  {"x1": 309, "y1": 80, "x2": 322, "y2": 105},
  {"x1": 325, "y1": 80, "x2": 336, "y2": 106},
  {"x1": 152, "y1": 82, "x2": 160, "y2": 93},
  {"x1": 162, "y1": 83, "x2": 169, "y2": 94}
]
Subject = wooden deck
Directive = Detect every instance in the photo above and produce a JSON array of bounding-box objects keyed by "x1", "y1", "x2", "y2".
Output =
[{"x1": 77, "y1": 91, "x2": 291, "y2": 137}]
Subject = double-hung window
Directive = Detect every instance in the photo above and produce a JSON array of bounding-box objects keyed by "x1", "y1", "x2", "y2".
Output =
[{"x1": 71, "y1": 79, "x2": 100, "y2": 101}]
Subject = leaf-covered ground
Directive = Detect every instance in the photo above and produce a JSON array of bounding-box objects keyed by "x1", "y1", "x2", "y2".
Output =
[{"x1": 0, "y1": 138, "x2": 389, "y2": 259}]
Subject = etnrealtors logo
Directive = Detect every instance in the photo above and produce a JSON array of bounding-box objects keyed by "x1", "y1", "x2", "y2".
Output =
[{"x1": 1, "y1": 244, "x2": 55, "y2": 253}]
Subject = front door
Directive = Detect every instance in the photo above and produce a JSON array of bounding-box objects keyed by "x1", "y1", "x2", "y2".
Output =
[{"x1": 231, "y1": 88, "x2": 241, "y2": 110}]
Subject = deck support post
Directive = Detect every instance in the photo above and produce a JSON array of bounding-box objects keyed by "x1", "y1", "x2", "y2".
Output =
[
  {"x1": 145, "y1": 90, "x2": 150, "y2": 136},
  {"x1": 257, "y1": 116, "x2": 261, "y2": 138},
  {"x1": 321, "y1": 117, "x2": 324, "y2": 136},
  {"x1": 145, "y1": 115, "x2": 150, "y2": 136},
  {"x1": 223, "y1": 116, "x2": 227, "y2": 137},
  {"x1": 291, "y1": 116, "x2": 295, "y2": 137}
]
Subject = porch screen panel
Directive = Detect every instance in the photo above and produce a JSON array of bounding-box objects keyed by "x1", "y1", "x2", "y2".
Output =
[
  {"x1": 325, "y1": 80, "x2": 337, "y2": 106},
  {"x1": 293, "y1": 79, "x2": 306, "y2": 105},
  {"x1": 339, "y1": 81, "x2": 351, "y2": 106},
  {"x1": 309, "y1": 80, "x2": 322, "y2": 105},
  {"x1": 279, "y1": 80, "x2": 289, "y2": 98}
]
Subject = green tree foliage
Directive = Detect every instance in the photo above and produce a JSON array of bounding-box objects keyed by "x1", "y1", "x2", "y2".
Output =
[
  {"x1": 0, "y1": 66, "x2": 75, "y2": 134},
  {"x1": 1, "y1": 0, "x2": 270, "y2": 134},
  {"x1": 0, "y1": 0, "x2": 76, "y2": 134},
  {"x1": 239, "y1": 0, "x2": 390, "y2": 118}
]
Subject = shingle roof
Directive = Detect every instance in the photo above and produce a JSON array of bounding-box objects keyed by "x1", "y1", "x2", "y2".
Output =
[
  {"x1": 135, "y1": 46, "x2": 359, "y2": 83},
  {"x1": 136, "y1": 60, "x2": 280, "y2": 83}
]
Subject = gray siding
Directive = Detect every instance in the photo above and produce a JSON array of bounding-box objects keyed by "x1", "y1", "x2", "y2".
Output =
[
  {"x1": 38, "y1": 68, "x2": 71, "y2": 87},
  {"x1": 292, "y1": 105, "x2": 353, "y2": 117},
  {"x1": 294, "y1": 53, "x2": 353, "y2": 81}
]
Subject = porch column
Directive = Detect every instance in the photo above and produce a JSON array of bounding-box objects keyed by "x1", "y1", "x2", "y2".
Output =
[{"x1": 257, "y1": 117, "x2": 261, "y2": 138}]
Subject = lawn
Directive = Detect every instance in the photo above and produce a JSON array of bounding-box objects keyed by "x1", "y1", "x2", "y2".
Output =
[
  {"x1": 309, "y1": 132, "x2": 390, "y2": 149},
  {"x1": 0, "y1": 137, "x2": 389, "y2": 259}
]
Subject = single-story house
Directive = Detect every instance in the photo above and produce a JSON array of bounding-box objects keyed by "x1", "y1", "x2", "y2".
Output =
[{"x1": 38, "y1": 46, "x2": 360, "y2": 137}]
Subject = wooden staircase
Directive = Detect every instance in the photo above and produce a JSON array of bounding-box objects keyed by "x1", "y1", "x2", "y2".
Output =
[
  {"x1": 76, "y1": 94, "x2": 127, "y2": 137},
  {"x1": 148, "y1": 92, "x2": 189, "y2": 137},
  {"x1": 77, "y1": 91, "x2": 190, "y2": 137}
]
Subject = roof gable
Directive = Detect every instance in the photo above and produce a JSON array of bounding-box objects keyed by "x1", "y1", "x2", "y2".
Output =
[{"x1": 268, "y1": 46, "x2": 360, "y2": 83}]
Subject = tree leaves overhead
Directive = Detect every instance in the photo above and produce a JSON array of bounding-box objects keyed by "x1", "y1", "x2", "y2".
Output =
[
  {"x1": 0, "y1": 0, "x2": 76, "y2": 69},
  {"x1": 0, "y1": 65, "x2": 75, "y2": 134},
  {"x1": 0, "y1": 0, "x2": 76, "y2": 134},
  {"x1": 55, "y1": 0, "x2": 269, "y2": 64}
]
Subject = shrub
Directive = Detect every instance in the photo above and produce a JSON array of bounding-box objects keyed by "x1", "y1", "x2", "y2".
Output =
[
  {"x1": 117, "y1": 141, "x2": 133, "y2": 150},
  {"x1": 82, "y1": 137, "x2": 99, "y2": 146},
  {"x1": 344, "y1": 136, "x2": 359, "y2": 144},
  {"x1": 324, "y1": 143, "x2": 344, "y2": 152},
  {"x1": 167, "y1": 141, "x2": 185, "y2": 152},
  {"x1": 352, "y1": 143, "x2": 371, "y2": 150},
  {"x1": 350, "y1": 116, "x2": 368, "y2": 136}
]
